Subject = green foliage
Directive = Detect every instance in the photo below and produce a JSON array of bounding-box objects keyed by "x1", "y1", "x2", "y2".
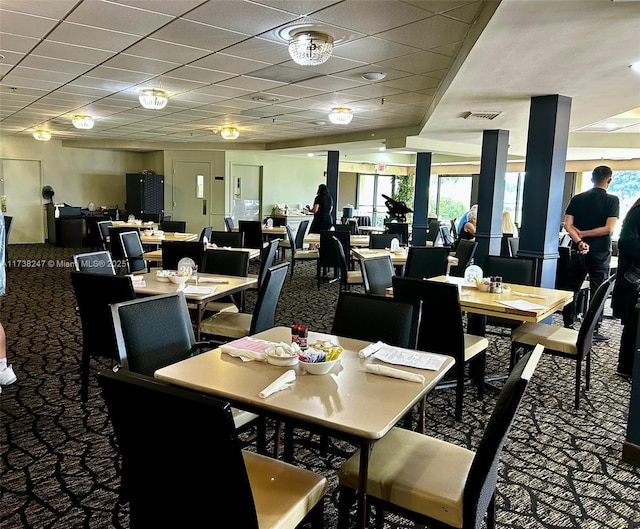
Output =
[{"x1": 392, "y1": 174, "x2": 415, "y2": 208}]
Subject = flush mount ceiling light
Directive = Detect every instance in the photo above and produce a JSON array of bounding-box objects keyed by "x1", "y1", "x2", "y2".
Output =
[
  {"x1": 33, "y1": 130, "x2": 51, "y2": 141},
  {"x1": 328, "y1": 107, "x2": 353, "y2": 125},
  {"x1": 220, "y1": 127, "x2": 239, "y2": 140},
  {"x1": 71, "y1": 115, "x2": 94, "y2": 129},
  {"x1": 138, "y1": 88, "x2": 168, "y2": 110},
  {"x1": 362, "y1": 72, "x2": 386, "y2": 81},
  {"x1": 630, "y1": 62, "x2": 640, "y2": 73},
  {"x1": 288, "y1": 31, "x2": 334, "y2": 66}
]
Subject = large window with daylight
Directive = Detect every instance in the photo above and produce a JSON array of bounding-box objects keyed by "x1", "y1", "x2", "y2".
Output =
[
  {"x1": 357, "y1": 173, "x2": 395, "y2": 226},
  {"x1": 428, "y1": 175, "x2": 473, "y2": 224}
]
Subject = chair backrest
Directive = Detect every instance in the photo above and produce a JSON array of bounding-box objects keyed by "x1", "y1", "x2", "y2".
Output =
[
  {"x1": 331, "y1": 291, "x2": 421, "y2": 349},
  {"x1": 140, "y1": 213, "x2": 161, "y2": 223},
  {"x1": 404, "y1": 247, "x2": 450, "y2": 279},
  {"x1": 293, "y1": 220, "x2": 310, "y2": 249},
  {"x1": 369, "y1": 233, "x2": 400, "y2": 249},
  {"x1": 224, "y1": 217, "x2": 235, "y2": 232},
  {"x1": 335, "y1": 223, "x2": 356, "y2": 235},
  {"x1": 209, "y1": 230, "x2": 243, "y2": 248},
  {"x1": 439, "y1": 225, "x2": 455, "y2": 247},
  {"x1": 111, "y1": 292, "x2": 197, "y2": 376},
  {"x1": 392, "y1": 277, "x2": 466, "y2": 359},
  {"x1": 576, "y1": 275, "x2": 616, "y2": 358},
  {"x1": 256, "y1": 238, "x2": 280, "y2": 289},
  {"x1": 463, "y1": 346, "x2": 542, "y2": 528},
  {"x1": 426, "y1": 219, "x2": 442, "y2": 244},
  {"x1": 238, "y1": 220, "x2": 264, "y2": 249},
  {"x1": 449, "y1": 239, "x2": 478, "y2": 277},
  {"x1": 97, "y1": 369, "x2": 260, "y2": 529},
  {"x1": 161, "y1": 241, "x2": 205, "y2": 271},
  {"x1": 386, "y1": 222, "x2": 409, "y2": 245},
  {"x1": 250, "y1": 262, "x2": 290, "y2": 335},
  {"x1": 108, "y1": 226, "x2": 139, "y2": 260},
  {"x1": 266, "y1": 216, "x2": 287, "y2": 227},
  {"x1": 201, "y1": 249, "x2": 249, "y2": 277},
  {"x1": 73, "y1": 250, "x2": 116, "y2": 275},
  {"x1": 318, "y1": 230, "x2": 349, "y2": 269},
  {"x1": 508, "y1": 237, "x2": 520, "y2": 257},
  {"x1": 483, "y1": 255, "x2": 534, "y2": 285},
  {"x1": 361, "y1": 255, "x2": 395, "y2": 296},
  {"x1": 97, "y1": 220, "x2": 113, "y2": 248},
  {"x1": 70, "y1": 271, "x2": 136, "y2": 359},
  {"x1": 450, "y1": 218, "x2": 458, "y2": 239},
  {"x1": 332, "y1": 236, "x2": 351, "y2": 288},
  {"x1": 500, "y1": 234, "x2": 513, "y2": 257},
  {"x1": 199, "y1": 226, "x2": 213, "y2": 244},
  {"x1": 160, "y1": 220, "x2": 187, "y2": 233},
  {"x1": 120, "y1": 231, "x2": 147, "y2": 273}
]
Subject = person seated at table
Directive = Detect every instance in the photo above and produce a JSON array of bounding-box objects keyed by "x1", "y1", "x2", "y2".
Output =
[
  {"x1": 457, "y1": 204, "x2": 477, "y2": 234},
  {"x1": 459, "y1": 208, "x2": 477, "y2": 241}
]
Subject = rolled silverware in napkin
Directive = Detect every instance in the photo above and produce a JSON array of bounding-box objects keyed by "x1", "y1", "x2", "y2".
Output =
[
  {"x1": 359, "y1": 341, "x2": 385, "y2": 358},
  {"x1": 365, "y1": 364, "x2": 425, "y2": 384},
  {"x1": 259, "y1": 369, "x2": 296, "y2": 398}
]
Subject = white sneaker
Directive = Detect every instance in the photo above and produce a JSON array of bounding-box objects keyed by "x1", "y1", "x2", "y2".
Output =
[{"x1": 0, "y1": 365, "x2": 17, "y2": 386}]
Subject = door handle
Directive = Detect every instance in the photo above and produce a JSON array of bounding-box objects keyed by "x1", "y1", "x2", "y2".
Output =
[{"x1": 203, "y1": 199, "x2": 207, "y2": 215}]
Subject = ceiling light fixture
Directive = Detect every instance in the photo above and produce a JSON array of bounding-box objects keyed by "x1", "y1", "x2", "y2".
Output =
[
  {"x1": 220, "y1": 127, "x2": 239, "y2": 140},
  {"x1": 33, "y1": 130, "x2": 52, "y2": 141},
  {"x1": 328, "y1": 107, "x2": 353, "y2": 125},
  {"x1": 138, "y1": 88, "x2": 168, "y2": 110},
  {"x1": 288, "y1": 31, "x2": 334, "y2": 66},
  {"x1": 630, "y1": 62, "x2": 640, "y2": 73},
  {"x1": 362, "y1": 72, "x2": 386, "y2": 81},
  {"x1": 72, "y1": 115, "x2": 94, "y2": 129}
]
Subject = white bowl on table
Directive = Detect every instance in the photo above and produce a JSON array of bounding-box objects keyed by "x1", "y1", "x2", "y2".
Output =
[
  {"x1": 300, "y1": 358, "x2": 340, "y2": 375},
  {"x1": 168, "y1": 272, "x2": 191, "y2": 286}
]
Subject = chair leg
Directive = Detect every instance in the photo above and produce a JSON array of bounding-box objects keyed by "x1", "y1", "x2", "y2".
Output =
[
  {"x1": 585, "y1": 350, "x2": 591, "y2": 391},
  {"x1": 575, "y1": 359, "x2": 582, "y2": 409},
  {"x1": 475, "y1": 354, "x2": 486, "y2": 402},
  {"x1": 337, "y1": 486, "x2": 357, "y2": 529},
  {"x1": 256, "y1": 417, "x2": 267, "y2": 454},
  {"x1": 486, "y1": 491, "x2": 496, "y2": 529},
  {"x1": 456, "y1": 370, "x2": 464, "y2": 421},
  {"x1": 80, "y1": 352, "x2": 90, "y2": 402}
]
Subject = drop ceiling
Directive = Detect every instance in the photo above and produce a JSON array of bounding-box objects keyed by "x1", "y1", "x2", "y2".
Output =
[{"x1": 0, "y1": 0, "x2": 639, "y2": 163}]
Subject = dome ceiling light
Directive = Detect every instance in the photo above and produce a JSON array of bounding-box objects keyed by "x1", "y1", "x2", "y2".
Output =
[
  {"x1": 288, "y1": 31, "x2": 334, "y2": 66},
  {"x1": 33, "y1": 130, "x2": 52, "y2": 141},
  {"x1": 361, "y1": 72, "x2": 386, "y2": 81},
  {"x1": 71, "y1": 115, "x2": 94, "y2": 129},
  {"x1": 138, "y1": 88, "x2": 168, "y2": 110},
  {"x1": 220, "y1": 127, "x2": 239, "y2": 140},
  {"x1": 328, "y1": 107, "x2": 353, "y2": 125}
]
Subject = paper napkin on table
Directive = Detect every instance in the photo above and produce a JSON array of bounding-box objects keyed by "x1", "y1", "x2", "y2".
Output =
[
  {"x1": 359, "y1": 341, "x2": 385, "y2": 358},
  {"x1": 182, "y1": 285, "x2": 217, "y2": 295},
  {"x1": 259, "y1": 370, "x2": 296, "y2": 398},
  {"x1": 365, "y1": 364, "x2": 425, "y2": 384}
]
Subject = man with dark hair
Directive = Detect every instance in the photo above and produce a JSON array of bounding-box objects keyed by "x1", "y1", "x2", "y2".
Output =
[{"x1": 562, "y1": 165, "x2": 619, "y2": 340}]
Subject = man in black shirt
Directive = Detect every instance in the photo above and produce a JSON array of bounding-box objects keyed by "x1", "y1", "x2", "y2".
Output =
[{"x1": 563, "y1": 165, "x2": 619, "y2": 341}]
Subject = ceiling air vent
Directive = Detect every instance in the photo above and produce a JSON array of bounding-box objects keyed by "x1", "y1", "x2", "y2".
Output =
[{"x1": 463, "y1": 111, "x2": 502, "y2": 120}]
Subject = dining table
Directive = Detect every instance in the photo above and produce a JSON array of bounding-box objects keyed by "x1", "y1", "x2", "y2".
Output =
[
  {"x1": 304, "y1": 232, "x2": 370, "y2": 248},
  {"x1": 131, "y1": 270, "x2": 257, "y2": 340},
  {"x1": 231, "y1": 225, "x2": 288, "y2": 237},
  {"x1": 139, "y1": 231, "x2": 199, "y2": 245},
  {"x1": 154, "y1": 326, "x2": 454, "y2": 529},
  {"x1": 352, "y1": 247, "x2": 458, "y2": 267},
  {"x1": 142, "y1": 245, "x2": 261, "y2": 265}
]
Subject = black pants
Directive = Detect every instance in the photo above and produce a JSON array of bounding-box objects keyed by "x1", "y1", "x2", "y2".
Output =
[{"x1": 562, "y1": 250, "x2": 611, "y2": 327}]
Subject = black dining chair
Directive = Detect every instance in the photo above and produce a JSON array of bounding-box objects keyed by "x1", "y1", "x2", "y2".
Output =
[
  {"x1": 209, "y1": 230, "x2": 243, "y2": 248},
  {"x1": 120, "y1": 230, "x2": 148, "y2": 274},
  {"x1": 332, "y1": 236, "x2": 363, "y2": 291},
  {"x1": 160, "y1": 220, "x2": 187, "y2": 232},
  {"x1": 284, "y1": 223, "x2": 318, "y2": 279},
  {"x1": 238, "y1": 220, "x2": 265, "y2": 249},
  {"x1": 360, "y1": 255, "x2": 395, "y2": 296},
  {"x1": 97, "y1": 220, "x2": 113, "y2": 251},
  {"x1": 449, "y1": 239, "x2": 478, "y2": 277},
  {"x1": 201, "y1": 248, "x2": 250, "y2": 314},
  {"x1": 404, "y1": 246, "x2": 450, "y2": 279},
  {"x1": 161, "y1": 240, "x2": 204, "y2": 271},
  {"x1": 386, "y1": 222, "x2": 409, "y2": 245},
  {"x1": 224, "y1": 217, "x2": 234, "y2": 232},
  {"x1": 369, "y1": 233, "x2": 401, "y2": 249},
  {"x1": 97, "y1": 368, "x2": 327, "y2": 529},
  {"x1": 317, "y1": 230, "x2": 350, "y2": 288},
  {"x1": 73, "y1": 250, "x2": 116, "y2": 275},
  {"x1": 70, "y1": 271, "x2": 136, "y2": 402},
  {"x1": 199, "y1": 225, "x2": 213, "y2": 245},
  {"x1": 108, "y1": 226, "x2": 140, "y2": 265}
]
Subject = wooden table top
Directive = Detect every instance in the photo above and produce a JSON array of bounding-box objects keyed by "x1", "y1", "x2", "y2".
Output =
[
  {"x1": 139, "y1": 232, "x2": 198, "y2": 245},
  {"x1": 303, "y1": 233, "x2": 370, "y2": 248},
  {"x1": 352, "y1": 248, "x2": 458, "y2": 267},
  {"x1": 231, "y1": 226, "x2": 287, "y2": 236},
  {"x1": 132, "y1": 271, "x2": 257, "y2": 301},
  {"x1": 155, "y1": 326, "x2": 454, "y2": 439},
  {"x1": 387, "y1": 275, "x2": 573, "y2": 323},
  {"x1": 143, "y1": 245, "x2": 261, "y2": 262}
]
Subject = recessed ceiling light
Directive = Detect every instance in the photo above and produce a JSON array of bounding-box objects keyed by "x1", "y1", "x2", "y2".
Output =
[
  {"x1": 252, "y1": 96, "x2": 280, "y2": 102},
  {"x1": 312, "y1": 120, "x2": 326, "y2": 126},
  {"x1": 307, "y1": 153, "x2": 314, "y2": 157},
  {"x1": 362, "y1": 72, "x2": 386, "y2": 81},
  {"x1": 605, "y1": 123, "x2": 619, "y2": 130},
  {"x1": 630, "y1": 62, "x2": 640, "y2": 73}
]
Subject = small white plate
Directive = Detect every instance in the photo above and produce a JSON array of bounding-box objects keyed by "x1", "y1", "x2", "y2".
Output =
[{"x1": 267, "y1": 355, "x2": 299, "y2": 367}]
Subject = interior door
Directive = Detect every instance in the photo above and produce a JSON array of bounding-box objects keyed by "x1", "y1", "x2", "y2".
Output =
[
  {"x1": 0, "y1": 159, "x2": 44, "y2": 243},
  {"x1": 231, "y1": 164, "x2": 262, "y2": 222},
  {"x1": 172, "y1": 161, "x2": 212, "y2": 234}
]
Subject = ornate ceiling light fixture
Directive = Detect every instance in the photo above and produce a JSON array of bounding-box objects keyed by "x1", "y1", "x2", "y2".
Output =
[
  {"x1": 220, "y1": 127, "x2": 239, "y2": 140},
  {"x1": 328, "y1": 107, "x2": 353, "y2": 125},
  {"x1": 288, "y1": 31, "x2": 334, "y2": 66},
  {"x1": 138, "y1": 89, "x2": 168, "y2": 110},
  {"x1": 33, "y1": 130, "x2": 52, "y2": 141},
  {"x1": 71, "y1": 115, "x2": 94, "y2": 129}
]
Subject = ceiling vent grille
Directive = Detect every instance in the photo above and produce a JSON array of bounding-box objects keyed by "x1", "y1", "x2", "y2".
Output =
[{"x1": 463, "y1": 111, "x2": 502, "y2": 120}]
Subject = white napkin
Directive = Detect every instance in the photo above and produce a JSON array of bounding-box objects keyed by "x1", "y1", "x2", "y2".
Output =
[
  {"x1": 259, "y1": 370, "x2": 296, "y2": 398},
  {"x1": 365, "y1": 364, "x2": 425, "y2": 384},
  {"x1": 359, "y1": 341, "x2": 385, "y2": 358},
  {"x1": 182, "y1": 285, "x2": 216, "y2": 295}
]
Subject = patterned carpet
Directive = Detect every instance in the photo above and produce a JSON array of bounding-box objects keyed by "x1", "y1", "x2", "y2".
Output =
[{"x1": 1, "y1": 244, "x2": 638, "y2": 529}]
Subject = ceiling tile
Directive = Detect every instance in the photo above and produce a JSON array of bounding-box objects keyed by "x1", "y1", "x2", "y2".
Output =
[
  {"x1": 150, "y1": 19, "x2": 248, "y2": 52},
  {"x1": 333, "y1": 36, "x2": 420, "y2": 63},
  {"x1": 65, "y1": 1, "x2": 173, "y2": 35},
  {"x1": 376, "y1": 14, "x2": 469, "y2": 49},
  {"x1": 46, "y1": 21, "x2": 141, "y2": 52}
]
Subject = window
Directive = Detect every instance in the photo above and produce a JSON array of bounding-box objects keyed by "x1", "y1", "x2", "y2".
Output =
[
  {"x1": 357, "y1": 173, "x2": 395, "y2": 226},
  {"x1": 428, "y1": 175, "x2": 472, "y2": 223}
]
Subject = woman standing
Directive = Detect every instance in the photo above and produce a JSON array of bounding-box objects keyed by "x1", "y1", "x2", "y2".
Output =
[
  {"x1": 612, "y1": 197, "x2": 640, "y2": 378},
  {"x1": 307, "y1": 184, "x2": 333, "y2": 233}
]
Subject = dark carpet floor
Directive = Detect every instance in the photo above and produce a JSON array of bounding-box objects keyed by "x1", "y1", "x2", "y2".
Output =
[{"x1": 1, "y1": 244, "x2": 638, "y2": 529}]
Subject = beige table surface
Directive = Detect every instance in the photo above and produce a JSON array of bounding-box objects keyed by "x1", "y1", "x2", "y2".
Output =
[
  {"x1": 155, "y1": 326, "x2": 454, "y2": 529},
  {"x1": 303, "y1": 233, "x2": 370, "y2": 247},
  {"x1": 139, "y1": 231, "x2": 198, "y2": 245},
  {"x1": 231, "y1": 225, "x2": 287, "y2": 236},
  {"x1": 387, "y1": 275, "x2": 573, "y2": 323},
  {"x1": 143, "y1": 245, "x2": 260, "y2": 263},
  {"x1": 352, "y1": 247, "x2": 458, "y2": 267},
  {"x1": 111, "y1": 220, "x2": 158, "y2": 229},
  {"x1": 133, "y1": 271, "x2": 257, "y2": 339}
]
